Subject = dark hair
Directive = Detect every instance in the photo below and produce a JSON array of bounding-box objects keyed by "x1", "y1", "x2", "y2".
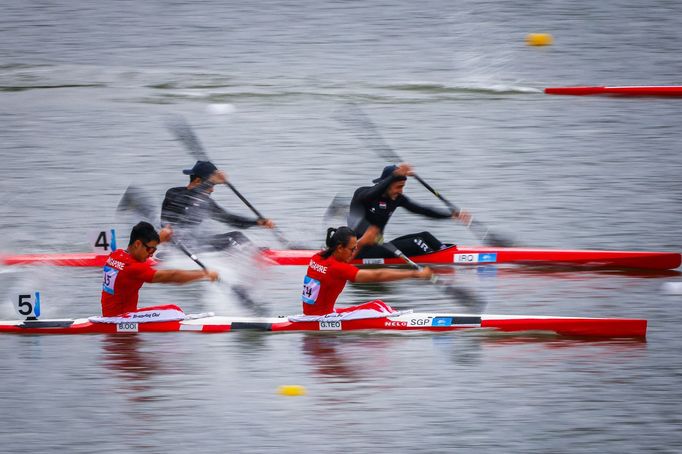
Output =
[
  {"x1": 189, "y1": 174, "x2": 198, "y2": 183},
  {"x1": 321, "y1": 226, "x2": 356, "y2": 258},
  {"x1": 128, "y1": 221, "x2": 160, "y2": 246}
]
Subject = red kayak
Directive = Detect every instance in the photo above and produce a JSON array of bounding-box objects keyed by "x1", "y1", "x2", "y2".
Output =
[
  {"x1": 2, "y1": 245, "x2": 680, "y2": 270},
  {"x1": 545, "y1": 86, "x2": 682, "y2": 96},
  {"x1": 0, "y1": 312, "x2": 647, "y2": 338},
  {"x1": 261, "y1": 245, "x2": 680, "y2": 270}
]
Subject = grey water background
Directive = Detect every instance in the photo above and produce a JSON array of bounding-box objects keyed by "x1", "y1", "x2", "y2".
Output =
[{"x1": 1, "y1": 1, "x2": 682, "y2": 452}]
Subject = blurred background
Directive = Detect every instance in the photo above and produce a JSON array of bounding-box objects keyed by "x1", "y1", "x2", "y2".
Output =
[{"x1": 1, "y1": 1, "x2": 681, "y2": 452}]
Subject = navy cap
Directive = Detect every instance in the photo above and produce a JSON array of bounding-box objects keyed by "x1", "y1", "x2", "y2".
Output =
[
  {"x1": 182, "y1": 161, "x2": 218, "y2": 180},
  {"x1": 372, "y1": 165, "x2": 405, "y2": 183}
]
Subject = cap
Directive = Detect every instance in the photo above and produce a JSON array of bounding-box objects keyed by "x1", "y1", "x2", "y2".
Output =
[
  {"x1": 182, "y1": 161, "x2": 218, "y2": 180},
  {"x1": 372, "y1": 165, "x2": 405, "y2": 183}
]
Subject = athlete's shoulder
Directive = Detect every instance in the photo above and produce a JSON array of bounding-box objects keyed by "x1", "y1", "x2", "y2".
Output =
[
  {"x1": 352, "y1": 185, "x2": 373, "y2": 198},
  {"x1": 328, "y1": 255, "x2": 356, "y2": 270},
  {"x1": 329, "y1": 256, "x2": 359, "y2": 280},
  {"x1": 105, "y1": 249, "x2": 130, "y2": 269},
  {"x1": 164, "y1": 186, "x2": 187, "y2": 197},
  {"x1": 108, "y1": 248, "x2": 129, "y2": 260}
]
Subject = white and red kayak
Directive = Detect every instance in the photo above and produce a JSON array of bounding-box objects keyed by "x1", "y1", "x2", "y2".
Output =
[
  {"x1": 545, "y1": 86, "x2": 682, "y2": 96},
  {"x1": 2, "y1": 245, "x2": 680, "y2": 270},
  {"x1": 0, "y1": 312, "x2": 647, "y2": 338}
]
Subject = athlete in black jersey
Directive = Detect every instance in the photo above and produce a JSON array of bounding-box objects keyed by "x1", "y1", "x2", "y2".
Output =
[
  {"x1": 348, "y1": 163, "x2": 471, "y2": 259},
  {"x1": 161, "y1": 161, "x2": 274, "y2": 251}
]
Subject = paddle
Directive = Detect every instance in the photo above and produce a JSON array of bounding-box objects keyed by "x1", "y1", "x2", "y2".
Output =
[
  {"x1": 116, "y1": 185, "x2": 268, "y2": 315},
  {"x1": 335, "y1": 103, "x2": 515, "y2": 248},
  {"x1": 321, "y1": 206, "x2": 486, "y2": 311},
  {"x1": 165, "y1": 114, "x2": 300, "y2": 249},
  {"x1": 323, "y1": 193, "x2": 351, "y2": 223},
  {"x1": 380, "y1": 242, "x2": 486, "y2": 312}
]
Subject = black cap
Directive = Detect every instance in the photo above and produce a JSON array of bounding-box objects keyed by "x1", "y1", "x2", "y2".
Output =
[
  {"x1": 182, "y1": 161, "x2": 218, "y2": 180},
  {"x1": 372, "y1": 165, "x2": 405, "y2": 183}
]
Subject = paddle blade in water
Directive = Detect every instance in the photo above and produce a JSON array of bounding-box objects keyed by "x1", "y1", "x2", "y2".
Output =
[
  {"x1": 440, "y1": 284, "x2": 488, "y2": 313},
  {"x1": 468, "y1": 219, "x2": 515, "y2": 248},
  {"x1": 231, "y1": 284, "x2": 269, "y2": 316}
]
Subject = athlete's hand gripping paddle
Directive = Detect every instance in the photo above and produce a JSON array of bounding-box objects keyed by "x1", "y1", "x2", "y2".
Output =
[
  {"x1": 335, "y1": 103, "x2": 515, "y2": 248},
  {"x1": 116, "y1": 185, "x2": 268, "y2": 315}
]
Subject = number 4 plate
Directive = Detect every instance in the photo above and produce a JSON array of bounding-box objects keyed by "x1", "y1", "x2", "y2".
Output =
[{"x1": 88, "y1": 229, "x2": 118, "y2": 252}]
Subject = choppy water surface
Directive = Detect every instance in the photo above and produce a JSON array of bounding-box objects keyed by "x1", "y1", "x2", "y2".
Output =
[{"x1": 1, "y1": 1, "x2": 681, "y2": 452}]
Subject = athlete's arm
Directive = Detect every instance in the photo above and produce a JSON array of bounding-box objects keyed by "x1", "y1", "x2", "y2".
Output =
[
  {"x1": 208, "y1": 199, "x2": 260, "y2": 229},
  {"x1": 152, "y1": 269, "x2": 219, "y2": 284},
  {"x1": 401, "y1": 195, "x2": 453, "y2": 219},
  {"x1": 354, "y1": 267, "x2": 432, "y2": 283},
  {"x1": 347, "y1": 190, "x2": 370, "y2": 234},
  {"x1": 352, "y1": 225, "x2": 382, "y2": 259}
]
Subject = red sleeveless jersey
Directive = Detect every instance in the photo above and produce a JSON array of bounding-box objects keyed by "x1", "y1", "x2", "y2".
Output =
[
  {"x1": 301, "y1": 253, "x2": 359, "y2": 315},
  {"x1": 100, "y1": 249, "x2": 157, "y2": 316}
]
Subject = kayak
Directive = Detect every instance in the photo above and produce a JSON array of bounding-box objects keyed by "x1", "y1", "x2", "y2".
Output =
[
  {"x1": 0, "y1": 312, "x2": 647, "y2": 338},
  {"x1": 261, "y1": 246, "x2": 681, "y2": 270},
  {"x1": 545, "y1": 86, "x2": 682, "y2": 96},
  {"x1": 2, "y1": 245, "x2": 680, "y2": 270}
]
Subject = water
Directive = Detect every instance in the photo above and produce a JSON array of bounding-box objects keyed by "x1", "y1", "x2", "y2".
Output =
[{"x1": 1, "y1": 1, "x2": 682, "y2": 452}]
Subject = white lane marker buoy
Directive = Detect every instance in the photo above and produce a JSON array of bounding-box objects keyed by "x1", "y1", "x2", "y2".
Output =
[
  {"x1": 206, "y1": 103, "x2": 235, "y2": 115},
  {"x1": 662, "y1": 282, "x2": 682, "y2": 294}
]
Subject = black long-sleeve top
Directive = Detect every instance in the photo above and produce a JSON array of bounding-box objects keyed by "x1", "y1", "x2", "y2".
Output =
[
  {"x1": 347, "y1": 174, "x2": 452, "y2": 237},
  {"x1": 161, "y1": 186, "x2": 259, "y2": 230}
]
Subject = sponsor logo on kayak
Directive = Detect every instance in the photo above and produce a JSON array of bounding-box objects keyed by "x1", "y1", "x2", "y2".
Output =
[
  {"x1": 129, "y1": 312, "x2": 161, "y2": 320},
  {"x1": 385, "y1": 320, "x2": 408, "y2": 328},
  {"x1": 362, "y1": 258, "x2": 385, "y2": 265},
  {"x1": 117, "y1": 322, "x2": 138, "y2": 332},
  {"x1": 431, "y1": 317, "x2": 453, "y2": 327},
  {"x1": 319, "y1": 321, "x2": 341, "y2": 331},
  {"x1": 479, "y1": 253, "x2": 497, "y2": 263},
  {"x1": 409, "y1": 318, "x2": 432, "y2": 326},
  {"x1": 454, "y1": 253, "x2": 497, "y2": 264}
]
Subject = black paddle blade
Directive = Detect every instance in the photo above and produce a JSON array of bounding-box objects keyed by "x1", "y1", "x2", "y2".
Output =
[
  {"x1": 323, "y1": 194, "x2": 351, "y2": 223},
  {"x1": 468, "y1": 219, "x2": 515, "y2": 248},
  {"x1": 166, "y1": 114, "x2": 210, "y2": 162},
  {"x1": 439, "y1": 284, "x2": 488, "y2": 313},
  {"x1": 334, "y1": 103, "x2": 401, "y2": 164},
  {"x1": 483, "y1": 231, "x2": 516, "y2": 248},
  {"x1": 231, "y1": 284, "x2": 269, "y2": 316},
  {"x1": 116, "y1": 185, "x2": 159, "y2": 223}
]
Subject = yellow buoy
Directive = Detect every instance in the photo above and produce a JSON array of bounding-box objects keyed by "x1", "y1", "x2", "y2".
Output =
[
  {"x1": 526, "y1": 33, "x2": 553, "y2": 46},
  {"x1": 278, "y1": 385, "x2": 307, "y2": 396}
]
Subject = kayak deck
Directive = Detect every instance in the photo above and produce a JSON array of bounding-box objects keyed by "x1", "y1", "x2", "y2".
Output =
[
  {"x1": 0, "y1": 313, "x2": 647, "y2": 338},
  {"x1": 3, "y1": 246, "x2": 679, "y2": 270}
]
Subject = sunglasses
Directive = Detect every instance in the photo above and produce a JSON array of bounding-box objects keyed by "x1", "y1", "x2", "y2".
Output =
[{"x1": 141, "y1": 241, "x2": 158, "y2": 254}]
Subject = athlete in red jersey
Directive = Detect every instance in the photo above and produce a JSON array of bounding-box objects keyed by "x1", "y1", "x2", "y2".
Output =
[
  {"x1": 101, "y1": 221, "x2": 219, "y2": 316},
  {"x1": 302, "y1": 226, "x2": 433, "y2": 315}
]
